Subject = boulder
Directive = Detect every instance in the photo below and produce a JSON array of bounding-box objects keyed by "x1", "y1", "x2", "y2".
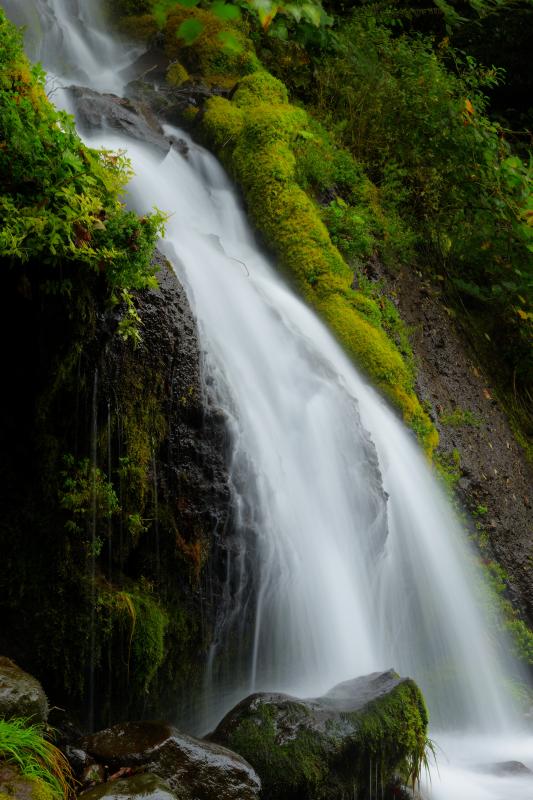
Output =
[
  {"x1": 481, "y1": 760, "x2": 532, "y2": 776},
  {"x1": 83, "y1": 721, "x2": 260, "y2": 800},
  {"x1": 79, "y1": 773, "x2": 177, "y2": 800},
  {"x1": 67, "y1": 86, "x2": 171, "y2": 154},
  {"x1": 210, "y1": 670, "x2": 428, "y2": 800},
  {"x1": 0, "y1": 657, "x2": 48, "y2": 723}
]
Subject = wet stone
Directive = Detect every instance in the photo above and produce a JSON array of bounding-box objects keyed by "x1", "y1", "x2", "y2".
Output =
[
  {"x1": 481, "y1": 760, "x2": 533, "y2": 776},
  {"x1": 83, "y1": 722, "x2": 261, "y2": 800},
  {"x1": 79, "y1": 773, "x2": 177, "y2": 800},
  {"x1": 0, "y1": 656, "x2": 48, "y2": 723}
]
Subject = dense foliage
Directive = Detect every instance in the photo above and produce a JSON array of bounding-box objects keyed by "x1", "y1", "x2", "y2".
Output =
[{"x1": 0, "y1": 11, "x2": 164, "y2": 318}]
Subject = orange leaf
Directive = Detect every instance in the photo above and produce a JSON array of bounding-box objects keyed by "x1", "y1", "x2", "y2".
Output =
[{"x1": 465, "y1": 98, "x2": 474, "y2": 115}]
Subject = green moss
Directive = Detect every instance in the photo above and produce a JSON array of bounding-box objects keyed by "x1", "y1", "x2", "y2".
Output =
[
  {"x1": 199, "y1": 70, "x2": 438, "y2": 454},
  {"x1": 103, "y1": 586, "x2": 169, "y2": 694},
  {"x1": 439, "y1": 407, "x2": 483, "y2": 427},
  {"x1": 116, "y1": 13, "x2": 158, "y2": 40},
  {"x1": 164, "y1": 6, "x2": 259, "y2": 86},
  {"x1": 166, "y1": 61, "x2": 189, "y2": 86}
]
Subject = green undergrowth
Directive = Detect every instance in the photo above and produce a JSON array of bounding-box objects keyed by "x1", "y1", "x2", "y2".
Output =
[
  {"x1": 0, "y1": 718, "x2": 74, "y2": 800},
  {"x1": 476, "y1": 547, "x2": 533, "y2": 669},
  {"x1": 0, "y1": 9, "x2": 164, "y2": 339},
  {"x1": 100, "y1": 585, "x2": 169, "y2": 694}
]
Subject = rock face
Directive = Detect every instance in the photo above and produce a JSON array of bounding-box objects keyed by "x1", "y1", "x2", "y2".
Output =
[
  {"x1": 383, "y1": 263, "x2": 533, "y2": 625},
  {"x1": 68, "y1": 86, "x2": 171, "y2": 154},
  {"x1": 80, "y1": 773, "x2": 177, "y2": 800},
  {"x1": 83, "y1": 721, "x2": 261, "y2": 800},
  {"x1": 0, "y1": 657, "x2": 48, "y2": 723},
  {"x1": 210, "y1": 670, "x2": 428, "y2": 800},
  {"x1": 0, "y1": 250, "x2": 232, "y2": 728}
]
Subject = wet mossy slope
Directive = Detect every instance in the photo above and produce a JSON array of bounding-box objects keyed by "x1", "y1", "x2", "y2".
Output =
[{"x1": 119, "y1": 3, "x2": 438, "y2": 455}]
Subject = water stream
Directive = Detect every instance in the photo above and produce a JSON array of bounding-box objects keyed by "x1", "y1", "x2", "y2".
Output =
[{"x1": 4, "y1": 1, "x2": 532, "y2": 797}]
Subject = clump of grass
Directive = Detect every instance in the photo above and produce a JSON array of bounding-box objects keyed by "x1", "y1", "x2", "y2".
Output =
[{"x1": 0, "y1": 718, "x2": 75, "y2": 799}]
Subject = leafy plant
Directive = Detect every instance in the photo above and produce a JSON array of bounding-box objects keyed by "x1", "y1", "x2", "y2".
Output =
[{"x1": 0, "y1": 10, "x2": 165, "y2": 303}]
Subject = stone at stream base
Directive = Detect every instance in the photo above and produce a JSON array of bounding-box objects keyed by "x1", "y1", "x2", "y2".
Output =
[
  {"x1": 83, "y1": 722, "x2": 260, "y2": 800},
  {"x1": 210, "y1": 670, "x2": 428, "y2": 800},
  {"x1": 0, "y1": 657, "x2": 48, "y2": 723},
  {"x1": 0, "y1": 763, "x2": 54, "y2": 800},
  {"x1": 481, "y1": 760, "x2": 533, "y2": 776},
  {"x1": 79, "y1": 773, "x2": 177, "y2": 800}
]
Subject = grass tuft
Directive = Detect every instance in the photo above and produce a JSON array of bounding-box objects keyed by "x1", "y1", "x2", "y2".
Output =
[{"x1": 0, "y1": 718, "x2": 75, "y2": 799}]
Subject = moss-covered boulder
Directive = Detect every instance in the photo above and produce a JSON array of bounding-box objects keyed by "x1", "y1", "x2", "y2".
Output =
[
  {"x1": 210, "y1": 670, "x2": 428, "y2": 800},
  {"x1": 0, "y1": 658, "x2": 48, "y2": 724},
  {"x1": 83, "y1": 721, "x2": 261, "y2": 800}
]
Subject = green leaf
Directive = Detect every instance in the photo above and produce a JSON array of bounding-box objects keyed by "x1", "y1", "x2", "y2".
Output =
[
  {"x1": 217, "y1": 30, "x2": 243, "y2": 53},
  {"x1": 176, "y1": 18, "x2": 205, "y2": 44},
  {"x1": 211, "y1": 1, "x2": 241, "y2": 21},
  {"x1": 152, "y1": 0, "x2": 180, "y2": 28}
]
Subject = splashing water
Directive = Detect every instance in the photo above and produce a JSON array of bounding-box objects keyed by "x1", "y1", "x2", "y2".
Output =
[{"x1": 4, "y1": 0, "x2": 532, "y2": 796}]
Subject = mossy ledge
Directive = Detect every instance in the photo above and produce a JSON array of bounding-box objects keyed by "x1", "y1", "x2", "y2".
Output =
[{"x1": 120, "y1": 5, "x2": 437, "y2": 453}]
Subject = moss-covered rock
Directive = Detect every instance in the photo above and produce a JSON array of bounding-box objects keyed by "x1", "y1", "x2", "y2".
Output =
[
  {"x1": 0, "y1": 253, "x2": 231, "y2": 728},
  {"x1": 0, "y1": 765, "x2": 54, "y2": 800},
  {"x1": 198, "y1": 70, "x2": 437, "y2": 453},
  {"x1": 210, "y1": 670, "x2": 429, "y2": 800},
  {"x1": 163, "y1": 6, "x2": 259, "y2": 88}
]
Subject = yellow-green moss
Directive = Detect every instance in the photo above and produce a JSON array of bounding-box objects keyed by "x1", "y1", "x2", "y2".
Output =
[
  {"x1": 116, "y1": 13, "x2": 157, "y2": 41},
  {"x1": 103, "y1": 586, "x2": 169, "y2": 693},
  {"x1": 163, "y1": 7, "x2": 259, "y2": 87},
  {"x1": 200, "y1": 72, "x2": 437, "y2": 452},
  {"x1": 166, "y1": 60, "x2": 189, "y2": 87},
  {"x1": 141, "y1": 9, "x2": 436, "y2": 452}
]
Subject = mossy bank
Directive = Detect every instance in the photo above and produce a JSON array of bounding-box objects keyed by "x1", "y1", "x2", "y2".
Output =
[{"x1": 116, "y1": 2, "x2": 438, "y2": 455}]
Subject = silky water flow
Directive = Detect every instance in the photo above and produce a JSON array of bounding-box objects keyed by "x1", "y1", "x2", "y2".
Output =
[{"x1": 3, "y1": 1, "x2": 532, "y2": 796}]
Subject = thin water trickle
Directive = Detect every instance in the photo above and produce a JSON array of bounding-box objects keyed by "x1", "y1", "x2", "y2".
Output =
[
  {"x1": 88, "y1": 366, "x2": 99, "y2": 732},
  {"x1": 4, "y1": 0, "x2": 533, "y2": 795}
]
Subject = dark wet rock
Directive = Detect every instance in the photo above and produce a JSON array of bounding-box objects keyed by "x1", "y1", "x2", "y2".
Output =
[
  {"x1": 67, "y1": 86, "x2": 170, "y2": 154},
  {"x1": 378, "y1": 260, "x2": 533, "y2": 624},
  {"x1": 125, "y1": 73, "x2": 230, "y2": 129},
  {"x1": 0, "y1": 657, "x2": 48, "y2": 723},
  {"x1": 481, "y1": 760, "x2": 533, "y2": 776},
  {"x1": 210, "y1": 670, "x2": 428, "y2": 800},
  {"x1": 64, "y1": 745, "x2": 93, "y2": 777},
  {"x1": 80, "y1": 773, "x2": 177, "y2": 800},
  {"x1": 84, "y1": 721, "x2": 261, "y2": 800},
  {"x1": 82, "y1": 762, "x2": 107, "y2": 787}
]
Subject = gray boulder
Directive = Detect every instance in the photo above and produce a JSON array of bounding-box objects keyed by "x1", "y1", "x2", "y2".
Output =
[
  {"x1": 83, "y1": 721, "x2": 260, "y2": 800},
  {"x1": 210, "y1": 670, "x2": 429, "y2": 800},
  {"x1": 0, "y1": 656, "x2": 48, "y2": 723}
]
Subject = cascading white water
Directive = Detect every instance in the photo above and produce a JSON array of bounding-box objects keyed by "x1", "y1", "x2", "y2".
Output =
[{"x1": 4, "y1": 1, "x2": 532, "y2": 797}]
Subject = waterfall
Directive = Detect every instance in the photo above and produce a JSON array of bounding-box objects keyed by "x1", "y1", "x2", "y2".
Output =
[{"x1": 4, "y1": 1, "x2": 532, "y2": 797}]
